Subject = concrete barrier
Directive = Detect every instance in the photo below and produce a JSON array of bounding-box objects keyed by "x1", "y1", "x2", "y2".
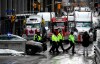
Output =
[{"x1": 0, "y1": 41, "x2": 26, "y2": 54}]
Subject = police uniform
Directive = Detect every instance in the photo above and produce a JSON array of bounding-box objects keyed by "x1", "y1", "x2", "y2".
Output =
[
  {"x1": 49, "y1": 33, "x2": 59, "y2": 54},
  {"x1": 34, "y1": 32, "x2": 47, "y2": 51},
  {"x1": 66, "y1": 32, "x2": 76, "y2": 54},
  {"x1": 33, "y1": 33, "x2": 42, "y2": 42},
  {"x1": 57, "y1": 32, "x2": 65, "y2": 52}
]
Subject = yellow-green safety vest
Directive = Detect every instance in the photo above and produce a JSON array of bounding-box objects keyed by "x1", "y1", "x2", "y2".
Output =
[
  {"x1": 33, "y1": 34, "x2": 42, "y2": 41},
  {"x1": 51, "y1": 34, "x2": 58, "y2": 42},
  {"x1": 57, "y1": 33, "x2": 64, "y2": 41},
  {"x1": 68, "y1": 34, "x2": 75, "y2": 43}
]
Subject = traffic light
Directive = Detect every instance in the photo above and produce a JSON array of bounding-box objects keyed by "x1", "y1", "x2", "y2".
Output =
[
  {"x1": 11, "y1": 15, "x2": 16, "y2": 22},
  {"x1": 23, "y1": 19, "x2": 26, "y2": 25},
  {"x1": 57, "y1": 3, "x2": 61, "y2": 10},
  {"x1": 33, "y1": 3, "x2": 37, "y2": 8},
  {"x1": 38, "y1": 3, "x2": 41, "y2": 11}
]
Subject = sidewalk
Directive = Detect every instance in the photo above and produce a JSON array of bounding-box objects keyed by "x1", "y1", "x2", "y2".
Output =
[{"x1": 0, "y1": 49, "x2": 24, "y2": 56}]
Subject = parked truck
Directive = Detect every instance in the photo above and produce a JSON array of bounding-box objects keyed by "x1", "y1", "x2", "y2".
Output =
[
  {"x1": 47, "y1": 17, "x2": 70, "y2": 43},
  {"x1": 74, "y1": 11, "x2": 95, "y2": 43},
  {"x1": 22, "y1": 15, "x2": 42, "y2": 40}
]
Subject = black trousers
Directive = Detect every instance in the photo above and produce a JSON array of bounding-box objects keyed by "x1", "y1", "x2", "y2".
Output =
[
  {"x1": 66, "y1": 41, "x2": 75, "y2": 53},
  {"x1": 49, "y1": 41, "x2": 59, "y2": 53},
  {"x1": 58, "y1": 40, "x2": 65, "y2": 51}
]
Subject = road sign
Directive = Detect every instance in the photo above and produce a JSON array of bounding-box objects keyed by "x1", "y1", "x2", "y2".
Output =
[{"x1": 5, "y1": 10, "x2": 15, "y2": 13}]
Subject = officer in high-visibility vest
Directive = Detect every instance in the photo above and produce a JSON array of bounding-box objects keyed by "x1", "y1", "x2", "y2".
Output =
[
  {"x1": 49, "y1": 31, "x2": 60, "y2": 54},
  {"x1": 33, "y1": 30, "x2": 47, "y2": 51},
  {"x1": 57, "y1": 30, "x2": 65, "y2": 52},
  {"x1": 33, "y1": 30, "x2": 42, "y2": 42},
  {"x1": 66, "y1": 31, "x2": 76, "y2": 54}
]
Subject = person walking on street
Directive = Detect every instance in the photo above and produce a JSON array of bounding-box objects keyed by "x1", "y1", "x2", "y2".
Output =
[
  {"x1": 57, "y1": 30, "x2": 65, "y2": 52},
  {"x1": 49, "y1": 31, "x2": 60, "y2": 54},
  {"x1": 66, "y1": 31, "x2": 76, "y2": 54},
  {"x1": 82, "y1": 31, "x2": 90, "y2": 56}
]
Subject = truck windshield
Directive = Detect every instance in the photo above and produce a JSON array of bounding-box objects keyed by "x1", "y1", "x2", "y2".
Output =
[
  {"x1": 54, "y1": 22, "x2": 64, "y2": 27},
  {"x1": 76, "y1": 22, "x2": 91, "y2": 27},
  {"x1": 68, "y1": 22, "x2": 75, "y2": 27},
  {"x1": 26, "y1": 23, "x2": 40, "y2": 28}
]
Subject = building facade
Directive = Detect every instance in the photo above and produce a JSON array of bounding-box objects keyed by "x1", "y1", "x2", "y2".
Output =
[
  {"x1": 0, "y1": 0, "x2": 28, "y2": 34},
  {"x1": 0, "y1": 0, "x2": 53, "y2": 17},
  {"x1": 0, "y1": 0, "x2": 50, "y2": 34},
  {"x1": 0, "y1": 0, "x2": 28, "y2": 17}
]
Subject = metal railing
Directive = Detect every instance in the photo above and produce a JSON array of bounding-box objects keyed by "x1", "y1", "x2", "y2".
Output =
[{"x1": 94, "y1": 45, "x2": 100, "y2": 64}]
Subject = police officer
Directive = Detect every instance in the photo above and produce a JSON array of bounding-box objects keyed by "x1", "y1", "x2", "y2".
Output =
[
  {"x1": 66, "y1": 31, "x2": 76, "y2": 54},
  {"x1": 34, "y1": 30, "x2": 47, "y2": 51},
  {"x1": 50, "y1": 31, "x2": 60, "y2": 54},
  {"x1": 57, "y1": 30, "x2": 65, "y2": 52},
  {"x1": 33, "y1": 30, "x2": 42, "y2": 42}
]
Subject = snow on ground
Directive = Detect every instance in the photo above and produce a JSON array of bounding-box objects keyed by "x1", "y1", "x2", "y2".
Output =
[{"x1": 0, "y1": 49, "x2": 24, "y2": 56}]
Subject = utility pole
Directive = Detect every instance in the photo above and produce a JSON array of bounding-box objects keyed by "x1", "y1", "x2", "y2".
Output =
[
  {"x1": 52, "y1": 0, "x2": 55, "y2": 12},
  {"x1": 93, "y1": 0, "x2": 95, "y2": 11},
  {"x1": 33, "y1": 0, "x2": 34, "y2": 13},
  {"x1": 43, "y1": 0, "x2": 45, "y2": 12},
  {"x1": 12, "y1": 0, "x2": 16, "y2": 35},
  {"x1": 30, "y1": 0, "x2": 32, "y2": 13},
  {"x1": 23, "y1": 0, "x2": 24, "y2": 14}
]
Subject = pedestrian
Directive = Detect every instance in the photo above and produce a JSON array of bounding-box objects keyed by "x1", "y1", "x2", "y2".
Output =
[
  {"x1": 82, "y1": 31, "x2": 90, "y2": 56},
  {"x1": 66, "y1": 31, "x2": 76, "y2": 54},
  {"x1": 49, "y1": 31, "x2": 60, "y2": 54},
  {"x1": 89, "y1": 31, "x2": 93, "y2": 44},
  {"x1": 57, "y1": 30, "x2": 65, "y2": 52}
]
